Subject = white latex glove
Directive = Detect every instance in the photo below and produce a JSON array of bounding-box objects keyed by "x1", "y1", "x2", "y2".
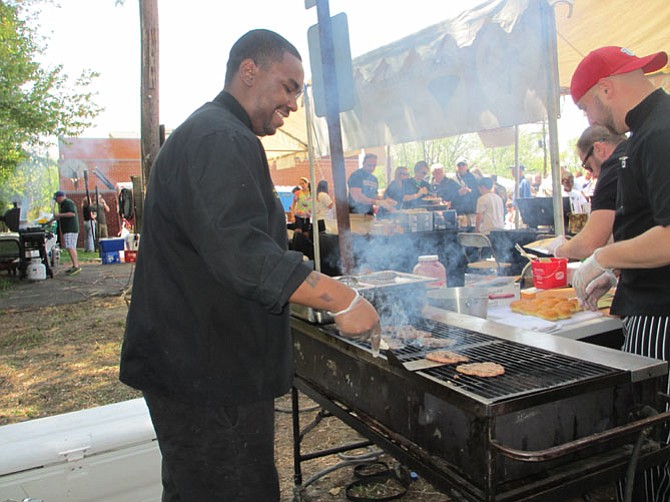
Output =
[
  {"x1": 582, "y1": 271, "x2": 617, "y2": 311},
  {"x1": 572, "y1": 248, "x2": 614, "y2": 309},
  {"x1": 545, "y1": 235, "x2": 568, "y2": 257}
]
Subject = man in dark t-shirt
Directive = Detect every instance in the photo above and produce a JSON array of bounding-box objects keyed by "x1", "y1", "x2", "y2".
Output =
[
  {"x1": 551, "y1": 125, "x2": 627, "y2": 260},
  {"x1": 401, "y1": 160, "x2": 432, "y2": 209},
  {"x1": 51, "y1": 190, "x2": 80, "y2": 274},
  {"x1": 431, "y1": 164, "x2": 460, "y2": 207},
  {"x1": 451, "y1": 159, "x2": 478, "y2": 221},
  {"x1": 348, "y1": 153, "x2": 380, "y2": 214}
]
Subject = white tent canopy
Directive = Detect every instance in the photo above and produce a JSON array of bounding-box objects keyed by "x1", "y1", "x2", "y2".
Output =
[
  {"x1": 314, "y1": 0, "x2": 555, "y2": 152},
  {"x1": 277, "y1": 0, "x2": 669, "y2": 161},
  {"x1": 260, "y1": 105, "x2": 309, "y2": 161}
]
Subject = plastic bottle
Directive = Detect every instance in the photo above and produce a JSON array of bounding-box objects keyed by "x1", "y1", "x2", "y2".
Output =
[{"x1": 413, "y1": 255, "x2": 447, "y2": 288}]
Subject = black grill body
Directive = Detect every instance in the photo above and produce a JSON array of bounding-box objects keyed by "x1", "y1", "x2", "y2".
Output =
[{"x1": 292, "y1": 315, "x2": 670, "y2": 501}]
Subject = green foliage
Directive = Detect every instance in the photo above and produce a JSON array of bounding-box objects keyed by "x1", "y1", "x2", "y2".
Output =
[
  {"x1": 1, "y1": 152, "x2": 59, "y2": 218},
  {"x1": 0, "y1": 0, "x2": 102, "y2": 207},
  {"x1": 390, "y1": 124, "x2": 557, "y2": 179}
]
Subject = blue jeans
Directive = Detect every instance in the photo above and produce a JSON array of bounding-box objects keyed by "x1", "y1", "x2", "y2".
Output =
[{"x1": 143, "y1": 391, "x2": 279, "y2": 501}]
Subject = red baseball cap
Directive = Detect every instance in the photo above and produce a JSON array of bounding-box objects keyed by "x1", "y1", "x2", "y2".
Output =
[{"x1": 570, "y1": 46, "x2": 668, "y2": 103}]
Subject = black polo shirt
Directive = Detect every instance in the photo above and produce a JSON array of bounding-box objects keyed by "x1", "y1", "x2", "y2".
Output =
[
  {"x1": 120, "y1": 91, "x2": 312, "y2": 405},
  {"x1": 591, "y1": 140, "x2": 627, "y2": 212},
  {"x1": 433, "y1": 177, "x2": 460, "y2": 204},
  {"x1": 611, "y1": 89, "x2": 670, "y2": 316},
  {"x1": 401, "y1": 178, "x2": 432, "y2": 209}
]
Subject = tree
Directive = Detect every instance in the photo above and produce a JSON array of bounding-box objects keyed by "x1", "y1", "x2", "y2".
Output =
[
  {"x1": 0, "y1": 0, "x2": 102, "y2": 208},
  {"x1": 390, "y1": 122, "x2": 569, "y2": 182}
]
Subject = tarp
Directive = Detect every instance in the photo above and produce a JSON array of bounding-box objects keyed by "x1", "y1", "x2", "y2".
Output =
[
  {"x1": 271, "y1": 0, "x2": 670, "y2": 158},
  {"x1": 313, "y1": 0, "x2": 554, "y2": 152},
  {"x1": 260, "y1": 105, "x2": 310, "y2": 161}
]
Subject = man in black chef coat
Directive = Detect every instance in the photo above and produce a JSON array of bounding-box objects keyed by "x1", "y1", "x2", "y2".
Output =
[{"x1": 120, "y1": 29, "x2": 380, "y2": 501}]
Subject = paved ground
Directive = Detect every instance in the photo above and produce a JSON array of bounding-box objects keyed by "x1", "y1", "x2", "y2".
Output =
[{"x1": 0, "y1": 261, "x2": 134, "y2": 311}]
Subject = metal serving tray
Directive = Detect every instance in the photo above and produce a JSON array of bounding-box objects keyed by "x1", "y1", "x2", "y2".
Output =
[{"x1": 290, "y1": 270, "x2": 433, "y2": 324}]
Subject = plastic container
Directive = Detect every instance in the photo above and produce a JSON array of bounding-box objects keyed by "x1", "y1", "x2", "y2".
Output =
[
  {"x1": 412, "y1": 255, "x2": 447, "y2": 288},
  {"x1": 124, "y1": 250, "x2": 137, "y2": 263},
  {"x1": 27, "y1": 259, "x2": 46, "y2": 281},
  {"x1": 125, "y1": 233, "x2": 140, "y2": 251},
  {"x1": 532, "y1": 258, "x2": 568, "y2": 289}
]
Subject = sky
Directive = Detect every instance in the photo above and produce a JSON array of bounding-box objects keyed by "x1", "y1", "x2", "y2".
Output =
[{"x1": 36, "y1": 0, "x2": 587, "y2": 147}]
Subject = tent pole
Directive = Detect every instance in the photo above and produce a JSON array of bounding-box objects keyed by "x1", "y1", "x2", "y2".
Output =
[
  {"x1": 304, "y1": 85, "x2": 321, "y2": 273},
  {"x1": 541, "y1": 0, "x2": 565, "y2": 236},
  {"x1": 513, "y1": 125, "x2": 520, "y2": 228},
  {"x1": 315, "y1": 0, "x2": 355, "y2": 274}
]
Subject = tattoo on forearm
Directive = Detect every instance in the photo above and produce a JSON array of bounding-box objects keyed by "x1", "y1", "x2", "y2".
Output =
[{"x1": 305, "y1": 273, "x2": 320, "y2": 288}]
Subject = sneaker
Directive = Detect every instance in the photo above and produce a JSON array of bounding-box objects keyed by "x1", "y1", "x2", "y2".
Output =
[
  {"x1": 64, "y1": 266, "x2": 75, "y2": 274},
  {"x1": 68, "y1": 267, "x2": 82, "y2": 276}
]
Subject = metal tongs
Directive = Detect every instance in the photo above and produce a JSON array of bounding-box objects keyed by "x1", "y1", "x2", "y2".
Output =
[{"x1": 515, "y1": 243, "x2": 538, "y2": 262}]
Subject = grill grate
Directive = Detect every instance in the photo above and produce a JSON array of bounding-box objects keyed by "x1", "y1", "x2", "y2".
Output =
[{"x1": 329, "y1": 320, "x2": 622, "y2": 402}]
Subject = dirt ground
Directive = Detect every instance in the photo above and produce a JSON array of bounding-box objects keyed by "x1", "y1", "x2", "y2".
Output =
[{"x1": 0, "y1": 264, "x2": 616, "y2": 501}]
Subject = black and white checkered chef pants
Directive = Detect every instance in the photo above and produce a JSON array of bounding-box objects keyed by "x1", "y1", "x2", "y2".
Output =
[{"x1": 617, "y1": 315, "x2": 670, "y2": 502}]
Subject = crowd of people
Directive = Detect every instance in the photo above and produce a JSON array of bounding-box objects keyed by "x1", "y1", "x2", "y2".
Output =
[{"x1": 286, "y1": 153, "x2": 603, "y2": 237}]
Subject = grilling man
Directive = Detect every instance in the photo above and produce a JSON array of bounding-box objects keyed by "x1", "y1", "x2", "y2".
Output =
[
  {"x1": 570, "y1": 46, "x2": 670, "y2": 502},
  {"x1": 120, "y1": 29, "x2": 380, "y2": 501},
  {"x1": 547, "y1": 125, "x2": 627, "y2": 260}
]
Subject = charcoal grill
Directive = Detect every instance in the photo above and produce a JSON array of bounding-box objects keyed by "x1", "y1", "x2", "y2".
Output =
[{"x1": 291, "y1": 306, "x2": 670, "y2": 501}]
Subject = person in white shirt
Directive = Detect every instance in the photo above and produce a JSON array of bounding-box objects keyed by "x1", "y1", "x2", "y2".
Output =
[
  {"x1": 315, "y1": 180, "x2": 334, "y2": 233},
  {"x1": 475, "y1": 177, "x2": 505, "y2": 234},
  {"x1": 561, "y1": 172, "x2": 589, "y2": 214},
  {"x1": 580, "y1": 170, "x2": 596, "y2": 200}
]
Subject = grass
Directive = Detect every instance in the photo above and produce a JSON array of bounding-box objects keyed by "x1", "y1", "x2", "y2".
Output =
[
  {"x1": 0, "y1": 277, "x2": 14, "y2": 297},
  {"x1": 59, "y1": 248, "x2": 101, "y2": 265},
  {"x1": 0, "y1": 296, "x2": 140, "y2": 425}
]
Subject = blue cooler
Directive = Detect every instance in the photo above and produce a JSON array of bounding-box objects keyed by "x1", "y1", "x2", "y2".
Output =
[{"x1": 99, "y1": 238, "x2": 124, "y2": 265}]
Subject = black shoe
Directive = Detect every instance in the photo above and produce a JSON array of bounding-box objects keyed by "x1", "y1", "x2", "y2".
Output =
[{"x1": 68, "y1": 267, "x2": 82, "y2": 276}]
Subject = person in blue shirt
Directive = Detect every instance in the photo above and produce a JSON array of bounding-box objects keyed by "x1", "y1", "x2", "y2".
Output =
[{"x1": 510, "y1": 164, "x2": 531, "y2": 199}]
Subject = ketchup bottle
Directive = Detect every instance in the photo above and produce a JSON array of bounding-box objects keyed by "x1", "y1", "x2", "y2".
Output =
[{"x1": 413, "y1": 255, "x2": 447, "y2": 288}]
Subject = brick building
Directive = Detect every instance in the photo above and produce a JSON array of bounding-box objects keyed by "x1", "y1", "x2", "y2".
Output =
[
  {"x1": 57, "y1": 136, "x2": 379, "y2": 247},
  {"x1": 57, "y1": 137, "x2": 141, "y2": 245}
]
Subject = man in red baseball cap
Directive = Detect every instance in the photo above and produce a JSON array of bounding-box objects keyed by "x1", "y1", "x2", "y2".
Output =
[
  {"x1": 571, "y1": 46, "x2": 670, "y2": 502},
  {"x1": 570, "y1": 46, "x2": 667, "y2": 133}
]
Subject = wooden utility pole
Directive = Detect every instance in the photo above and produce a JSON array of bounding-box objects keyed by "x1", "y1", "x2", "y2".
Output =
[{"x1": 138, "y1": 0, "x2": 159, "y2": 231}]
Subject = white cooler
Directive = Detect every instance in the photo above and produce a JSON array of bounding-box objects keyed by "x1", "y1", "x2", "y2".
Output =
[{"x1": 0, "y1": 399, "x2": 161, "y2": 502}]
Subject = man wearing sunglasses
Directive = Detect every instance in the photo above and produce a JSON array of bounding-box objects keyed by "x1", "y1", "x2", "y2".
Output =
[{"x1": 549, "y1": 125, "x2": 626, "y2": 259}]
